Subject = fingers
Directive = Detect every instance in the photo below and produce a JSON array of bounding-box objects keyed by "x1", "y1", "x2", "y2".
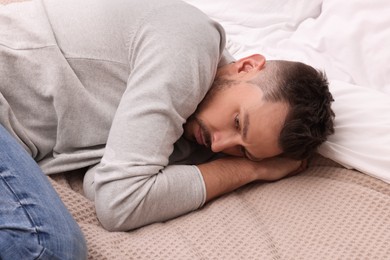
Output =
[{"x1": 287, "y1": 159, "x2": 308, "y2": 177}]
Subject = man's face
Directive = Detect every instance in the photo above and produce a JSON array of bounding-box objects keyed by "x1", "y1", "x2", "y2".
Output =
[{"x1": 183, "y1": 76, "x2": 289, "y2": 161}]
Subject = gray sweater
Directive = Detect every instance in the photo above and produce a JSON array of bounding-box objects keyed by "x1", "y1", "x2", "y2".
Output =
[{"x1": 0, "y1": 0, "x2": 233, "y2": 230}]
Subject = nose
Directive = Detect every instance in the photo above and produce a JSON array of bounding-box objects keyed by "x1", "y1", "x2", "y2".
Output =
[{"x1": 211, "y1": 130, "x2": 240, "y2": 154}]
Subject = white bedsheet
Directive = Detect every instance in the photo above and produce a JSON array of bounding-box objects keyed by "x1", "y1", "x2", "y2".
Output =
[{"x1": 184, "y1": 0, "x2": 390, "y2": 183}]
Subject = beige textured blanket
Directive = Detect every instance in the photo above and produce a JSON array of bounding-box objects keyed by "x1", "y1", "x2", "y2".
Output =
[{"x1": 49, "y1": 155, "x2": 390, "y2": 259}]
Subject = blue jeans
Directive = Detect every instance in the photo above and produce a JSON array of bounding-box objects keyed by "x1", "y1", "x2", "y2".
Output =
[{"x1": 0, "y1": 125, "x2": 87, "y2": 259}]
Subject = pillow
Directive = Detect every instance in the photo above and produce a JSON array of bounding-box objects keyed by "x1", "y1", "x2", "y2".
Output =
[{"x1": 318, "y1": 80, "x2": 390, "y2": 184}]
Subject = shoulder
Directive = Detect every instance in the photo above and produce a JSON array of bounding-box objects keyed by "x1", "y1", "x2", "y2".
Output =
[{"x1": 133, "y1": 0, "x2": 226, "y2": 51}]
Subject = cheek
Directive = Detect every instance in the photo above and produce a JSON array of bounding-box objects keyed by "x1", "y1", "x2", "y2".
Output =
[
  {"x1": 195, "y1": 99, "x2": 218, "y2": 123},
  {"x1": 197, "y1": 95, "x2": 231, "y2": 122},
  {"x1": 196, "y1": 94, "x2": 215, "y2": 116},
  {"x1": 195, "y1": 88, "x2": 235, "y2": 133},
  {"x1": 198, "y1": 109, "x2": 227, "y2": 132},
  {"x1": 196, "y1": 84, "x2": 227, "y2": 118}
]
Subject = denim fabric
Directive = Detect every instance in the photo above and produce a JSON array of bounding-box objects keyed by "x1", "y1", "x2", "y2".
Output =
[{"x1": 0, "y1": 125, "x2": 87, "y2": 260}]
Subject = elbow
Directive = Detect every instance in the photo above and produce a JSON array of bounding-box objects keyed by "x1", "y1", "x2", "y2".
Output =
[
  {"x1": 95, "y1": 203, "x2": 123, "y2": 232},
  {"x1": 94, "y1": 196, "x2": 143, "y2": 232},
  {"x1": 94, "y1": 184, "x2": 155, "y2": 231}
]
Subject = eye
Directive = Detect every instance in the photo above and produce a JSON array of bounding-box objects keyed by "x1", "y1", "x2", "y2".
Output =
[{"x1": 234, "y1": 114, "x2": 240, "y2": 130}]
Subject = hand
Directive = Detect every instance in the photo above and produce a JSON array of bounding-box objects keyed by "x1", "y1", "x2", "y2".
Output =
[
  {"x1": 254, "y1": 157, "x2": 306, "y2": 182},
  {"x1": 197, "y1": 156, "x2": 307, "y2": 203}
]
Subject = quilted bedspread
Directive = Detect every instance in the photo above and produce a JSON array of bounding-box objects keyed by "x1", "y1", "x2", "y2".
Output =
[{"x1": 50, "y1": 155, "x2": 390, "y2": 259}]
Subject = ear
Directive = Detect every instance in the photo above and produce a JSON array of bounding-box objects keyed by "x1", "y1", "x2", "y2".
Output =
[{"x1": 236, "y1": 54, "x2": 266, "y2": 73}]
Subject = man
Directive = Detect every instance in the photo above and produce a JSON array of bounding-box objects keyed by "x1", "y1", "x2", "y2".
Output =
[{"x1": 0, "y1": 0, "x2": 334, "y2": 258}]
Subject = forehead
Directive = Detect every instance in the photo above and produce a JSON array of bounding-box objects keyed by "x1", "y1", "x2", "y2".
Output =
[{"x1": 244, "y1": 100, "x2": 289, "y2": 160}]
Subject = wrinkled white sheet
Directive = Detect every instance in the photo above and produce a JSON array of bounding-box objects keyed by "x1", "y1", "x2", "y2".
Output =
[{"x1": 184, "y1": 0, "x2": 390, "y2": 183}]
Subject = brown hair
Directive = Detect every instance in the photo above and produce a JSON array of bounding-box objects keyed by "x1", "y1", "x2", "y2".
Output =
[{"x1": 251, "y1": 60, "x2": 335, "y2": 160}]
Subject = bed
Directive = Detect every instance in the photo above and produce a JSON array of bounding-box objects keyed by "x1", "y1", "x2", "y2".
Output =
[{"x1": 3, "y1": 0, "x2": 390, "y2": 258}]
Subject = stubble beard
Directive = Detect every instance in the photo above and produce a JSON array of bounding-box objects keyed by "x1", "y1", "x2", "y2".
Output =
[{"x1": 184, "y1": 76, "x2": 234, "y2": 146}]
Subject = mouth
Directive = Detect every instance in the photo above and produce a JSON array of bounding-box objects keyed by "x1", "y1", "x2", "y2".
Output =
[
  {"x1": 195, "y1": 120, "x2": 213, "y2": 148},
  {"x1": 195, "y1": 124, "x2": 206, "y2": 146}
]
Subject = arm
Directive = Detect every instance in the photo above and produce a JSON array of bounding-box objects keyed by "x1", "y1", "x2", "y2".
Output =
[
  {"x1": 198, "y1": 156, "x2": 304, "y2": 203},
  {"x1": 92, "y1": 2, "x2": 227, "y2": 231}
]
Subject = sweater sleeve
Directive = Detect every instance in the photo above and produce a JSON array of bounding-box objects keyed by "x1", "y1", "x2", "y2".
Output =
[{"x1": 91, "y1": 2, "x2": 226, "y2": 231}]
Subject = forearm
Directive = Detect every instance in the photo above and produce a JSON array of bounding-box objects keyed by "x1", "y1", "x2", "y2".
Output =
[
  {"x1": 198, "y1": 156, "x2": 302, "y2": 203},
  {"x1": 197, "y1": 157, "x2": 259, "y2": 202},
  {"x1": 93, "y1": 164, "x2": 207, "y2": 231}
]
